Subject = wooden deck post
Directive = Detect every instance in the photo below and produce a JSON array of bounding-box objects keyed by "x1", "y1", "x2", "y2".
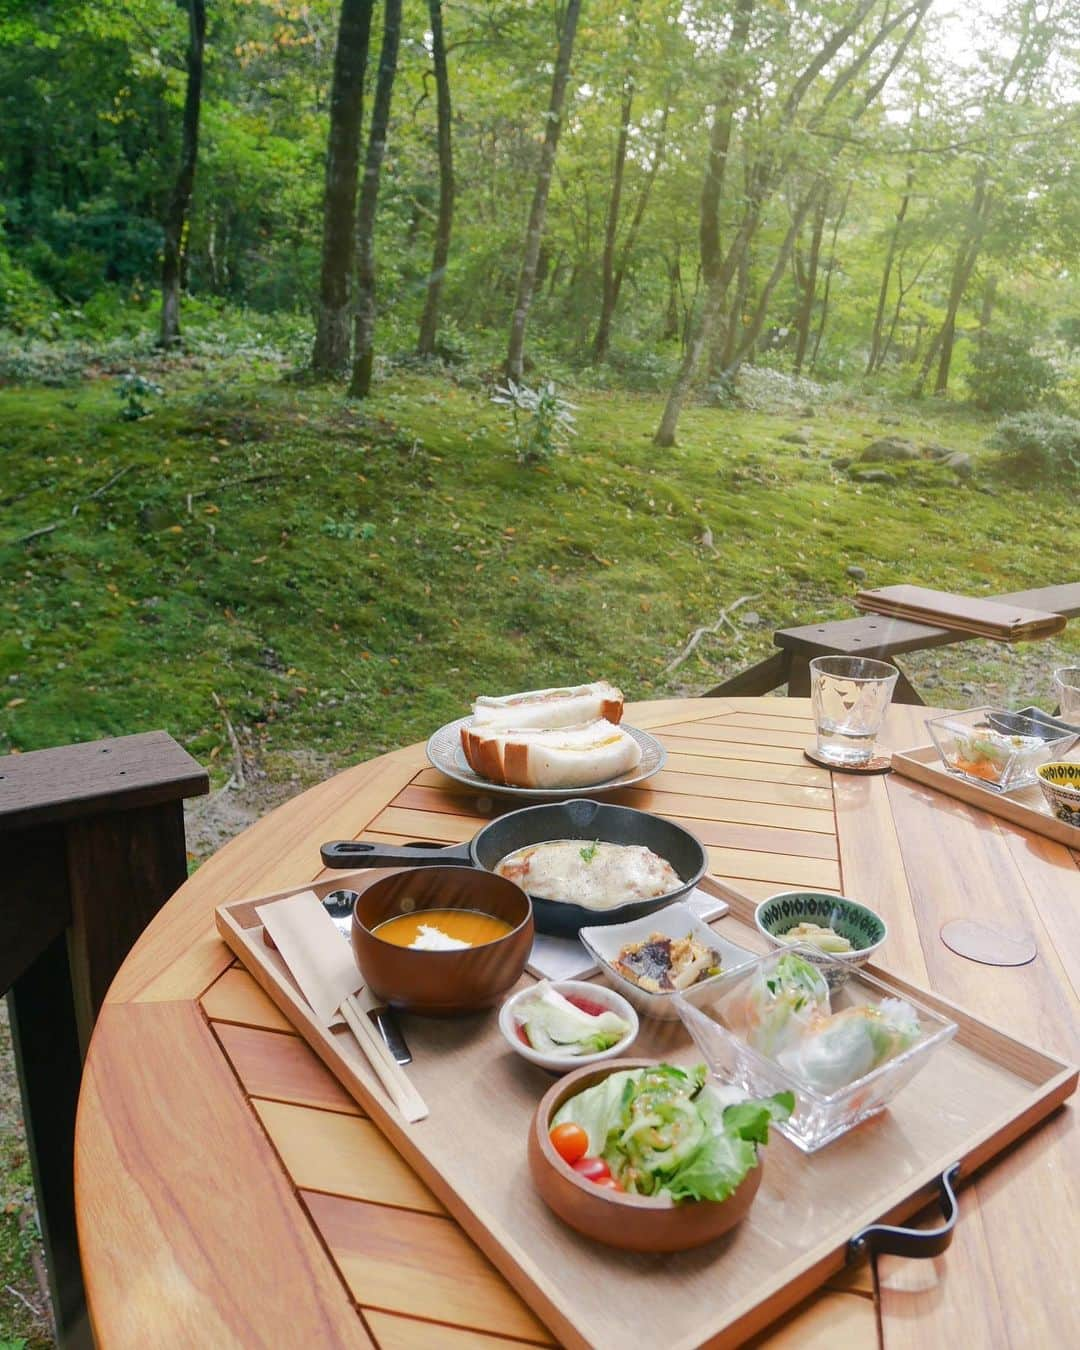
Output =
[{"x1": 0, "y1": 732, "x2": 208, "y2": 1347}]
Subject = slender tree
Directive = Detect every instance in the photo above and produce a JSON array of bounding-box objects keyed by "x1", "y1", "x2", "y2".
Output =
[
  {"x1": 417, "y1": 0, "x2": 455, "y2": 356},
  {"x1": 505, "y1": 0, "x2": 583, "y2": 380},
  {"x1": 793, "y1": 187, "x2": 828, "y2": 373},
  {"x1": 312, "y1": 0, "x2": 375, "y2": 375},
  {"x1": 866, "y1": 167, "x2": 912, "y2": 372},
  {"x1": 159, "y1": 0, "x2": 206, "y2": 349},
  {"x1": 350, "y1": 0, "x2": 403, "y2": 397}
]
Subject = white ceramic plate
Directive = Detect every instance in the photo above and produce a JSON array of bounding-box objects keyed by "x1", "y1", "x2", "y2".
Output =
[
  {"x1": 498, "y1": 980, "x2": 639, "y2": 1072},
  {"x1": 425, "y1": 717, "x2": 666, "y2": 800},
  {"x1": 580, "y1": 903, "x2": 757, "y2": 1021}
]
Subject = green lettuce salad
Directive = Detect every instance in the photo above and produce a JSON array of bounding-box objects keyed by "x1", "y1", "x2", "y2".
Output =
[{"x1": 550, "y1": 1063, "x2": 793, "y2": 1203}]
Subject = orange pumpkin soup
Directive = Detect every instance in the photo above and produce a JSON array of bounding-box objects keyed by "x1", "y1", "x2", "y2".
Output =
[{"x1": 372, "y1": 908, "x2": 514, "y2": 950}]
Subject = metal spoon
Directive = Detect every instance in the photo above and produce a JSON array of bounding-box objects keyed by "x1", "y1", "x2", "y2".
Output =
[{"x1": 320, "y1": 889, "x2": 413, "y2": 1065}]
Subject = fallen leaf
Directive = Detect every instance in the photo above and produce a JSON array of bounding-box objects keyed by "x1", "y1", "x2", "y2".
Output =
[
  {"x1": 6, "y1": 697, "x2": 26, "y2": 708},
  {"x1": 204, "y1": 504, "x2": 220, "y2": 515},
  {"x1": 251, "y1": 555, "x2": 268, "y2": 565},
  {"x1": 166, "y1": 525, "x2": 183, "y2": 534}
]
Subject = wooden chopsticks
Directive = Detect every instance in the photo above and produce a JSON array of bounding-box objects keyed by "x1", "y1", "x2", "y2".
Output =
[{"x1": 340, "y1": 991, "x2": 429, "y2": 1123}]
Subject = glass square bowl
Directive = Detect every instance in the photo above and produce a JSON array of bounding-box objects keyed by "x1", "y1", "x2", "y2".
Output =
[
  {"x1": 579, "y1": 903, "x2": 757, "y2": 1021},
  {"x1": 926, "y1": 706, "x2": 1077, "y2": 792},
  {"x1": 675, "y1": 947, "x2": 957, "y2": 1151}
]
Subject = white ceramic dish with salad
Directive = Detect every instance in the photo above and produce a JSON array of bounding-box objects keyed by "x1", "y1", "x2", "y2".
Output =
[
  {"x1": 579, "y1": 902, "x2": 757, "y2": 1021},
  {"x1": 498, "y1": 980, "x2": 639, "y2": 1072}
]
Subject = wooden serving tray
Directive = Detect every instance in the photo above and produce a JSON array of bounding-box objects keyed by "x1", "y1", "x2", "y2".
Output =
[
  {"x1": 216, "y1": 877, "x2": 1077, "y2": 1350},
  {"x1": 892, "y1": 744, "x2": 1080, "y2": 848}
]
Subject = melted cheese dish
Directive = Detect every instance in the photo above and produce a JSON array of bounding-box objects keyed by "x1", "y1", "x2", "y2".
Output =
[{"x1": 494, "y1": 840, "x2": 681, "y2": 909}]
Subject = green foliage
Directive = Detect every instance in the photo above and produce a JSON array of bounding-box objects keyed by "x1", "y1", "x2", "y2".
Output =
[
  {"x1": 966, "y1": 334, "x2": 1059, "y2": 412},
  {"x1": 115, "y1": 372, "x2": 163, "y2": 421},
  {"x1": 990, "y1": 410, "x2": 1080, "y2": 482},
  {"x1": 491, "y1": 378, "x2": 578, "y2": 464}
]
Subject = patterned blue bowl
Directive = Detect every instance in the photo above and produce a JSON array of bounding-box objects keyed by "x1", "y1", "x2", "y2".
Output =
[
  {"x1": 754, "y1": 892, "x2": 887, "y2": 989},
  {"x1": 1036, "y1": 762, "x2": 1080, "y2": 829}
]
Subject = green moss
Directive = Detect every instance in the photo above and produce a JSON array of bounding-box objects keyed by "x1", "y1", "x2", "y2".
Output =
[{"x1": 1, "y1": 364, "x2": 1076, "y2": 774}]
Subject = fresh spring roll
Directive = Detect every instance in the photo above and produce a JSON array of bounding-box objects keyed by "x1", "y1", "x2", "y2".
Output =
[
  {"x1": 742, "y1": 951, "x2": 831, "y2": 1058},
  {"x1": 775, "y1": 997, "x2": 921, "y2": 1093}
]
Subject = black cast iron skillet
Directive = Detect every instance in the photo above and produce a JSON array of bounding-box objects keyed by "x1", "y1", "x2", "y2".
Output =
[{"x1": 321, "y1": 799, "x2": 708, "y2": 937}]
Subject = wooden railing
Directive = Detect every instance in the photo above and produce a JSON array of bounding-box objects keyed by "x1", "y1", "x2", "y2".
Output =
[{"x1": 1, "y1": 731, "x2": 208, "y2": 1347}]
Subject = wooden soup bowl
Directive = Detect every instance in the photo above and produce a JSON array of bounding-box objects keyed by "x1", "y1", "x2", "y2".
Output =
[
  {"x1": 529, "y1": 1058, "x2": 763, "y2": 1253},
  {"x1": 352, "y1": 866, "x2": 533, "y2": 1015}
]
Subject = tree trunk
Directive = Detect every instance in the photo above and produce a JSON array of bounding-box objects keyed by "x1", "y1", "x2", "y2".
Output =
[
  {"x1": 505, "y1": 0, "x2": 583, "y2": 380},
  {"x1": 349, "y1": 0, "x2": 402, "y2": 398},
  {"x1": 915, "y1": 176, "x2": 989, "y2": 396},
  {"x1": 866, "y1": 169, "x2": 911, "y2": 373},
  {"x1": 312, "y1": 0, "x2": 375, "y2": 376},
  {"x1": 663, "y1": 250, "x2": 681, "y2": 341},
  {"x1": 810, "y1": 180, "x2": 851, "y2": 373},
  {"x1": 591, "y1": 72, "x2": 634, "y2": 364},
  {"x1": 699, "y1": 0, "x2": 755, "y2": 285},
  {"x1": 719, "y1": 242, "x2": 750, "y2": 369},
  {"x1": 416, "y1": 0, "x2": 455, "y2": 357},
  {"x1": 978, "y1": 273, "x2": 997, "y2": 348},
  {"x1": 159, "y1": 0, "x2": 206, "y2": 350},
  {"x1": 793, "y1": 188, "x2": 828, "y2": 374},
  {"x1": 724, "y1": 179, "x2": 825, "y2": 376}
]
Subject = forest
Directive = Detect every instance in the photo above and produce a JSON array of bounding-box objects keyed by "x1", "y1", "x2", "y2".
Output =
[{"x1": 1, "y1": 0, "x2": 1078, "y2": 419}]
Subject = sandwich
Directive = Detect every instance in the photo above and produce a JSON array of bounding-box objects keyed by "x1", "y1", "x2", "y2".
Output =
[
  {"x1": 460, "y1": 718, "x2": 642, "y2": 789},
  {"x1": 471, "y1": 680, "x2": 624, "y2": 732}
]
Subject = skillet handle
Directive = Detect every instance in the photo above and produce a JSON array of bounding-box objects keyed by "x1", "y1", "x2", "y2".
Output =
[
  {"x1": 847, "y1": 1163, "x2": 961, "y2": 1263},
  {"x1": 320, "y1": 840, "x2": 473, "y2": 869}
]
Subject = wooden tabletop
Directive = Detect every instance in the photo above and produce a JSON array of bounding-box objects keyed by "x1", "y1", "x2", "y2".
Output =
[{"x1": 74, "y1": 698, "x2": 1080, "y2": 1348}]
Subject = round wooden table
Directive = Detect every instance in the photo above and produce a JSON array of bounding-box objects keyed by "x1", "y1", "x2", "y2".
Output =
[{"x1": 75, "y1": 698, "x2": 1079, "y2": 1348}]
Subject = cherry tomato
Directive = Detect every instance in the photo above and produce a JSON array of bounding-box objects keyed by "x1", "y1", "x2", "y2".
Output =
[
  {"x1": 564, "y1": 993, "x2": 610, "y2": 1019},
  {"x1": 593, "y1": 1177, "x2": 624, "y2": 1192},
  {"x1": 571, "y1": 1156, "x2": 611, "y2": 1182},
  {"x1": 549, "y1": 1123, "x2": 589, "y2": 1166}
]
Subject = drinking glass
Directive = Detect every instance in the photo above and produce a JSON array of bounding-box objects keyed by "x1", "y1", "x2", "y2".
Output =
[
  {"x1": 1053, "y1": 667, "x2": 1080, "y2": 724},
  {"x1": 809, "y1": 656, "x2": 899, "y2": 766}
]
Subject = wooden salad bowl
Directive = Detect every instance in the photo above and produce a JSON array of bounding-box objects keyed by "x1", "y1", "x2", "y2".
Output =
[{"x1": 528, "y1": 1058, "x2": 764, "y2": 1253}]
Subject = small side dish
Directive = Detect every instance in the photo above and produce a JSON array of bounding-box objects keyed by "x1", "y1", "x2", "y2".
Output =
[
  {"x1": 499, "y1": 980, "x2": 638, "y2": 1071},
  {"x1": 678, "y1": 947, "x2": 958, "y2": 1151},
  {"x1": 494, "y1": 839, "x2": 681, "y2": 909},
  {"x1": 927, "y1": 707, "x2": 1077, "y2": 792},
  {"x1": 614, "y1": 931, "x2": 722, "y2": 992},
  {"x1": 1036, "y1": 761, "x2": 1080, "y2": 827},
  {"x1": 754, "y1": 892, "x2": 886, "y2": 987},
  {"x1": 580, "y1": 902, "x2": 757, "y2": 1020}
]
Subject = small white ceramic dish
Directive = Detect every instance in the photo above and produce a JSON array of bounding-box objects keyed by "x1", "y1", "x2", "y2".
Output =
[
  {"x1": 498, "y1": 980, "x2": 639, "y2": 1072},
  {"x1": 579, "y1": 903, "x2": 757, "y2": 1021}
]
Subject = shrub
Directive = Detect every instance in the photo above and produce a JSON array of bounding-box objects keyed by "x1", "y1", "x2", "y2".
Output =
[
  {"x1": 966, "y1": 334, "x2": 1058, "y2": 412},
  {"x1": 990, "y1": 411, "x2": 1080, "y2": 483},
  {"x1": 491, "y1": 379, "x2": 577, "y2": 465}
]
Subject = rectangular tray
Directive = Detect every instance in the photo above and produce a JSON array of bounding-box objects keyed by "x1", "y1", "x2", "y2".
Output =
[
  {"x1": 892, "y1": 743, "x2": 1080, "y2": 849},
  {"x1": 216, "y1": 875, "x2": 1077, "y2": 1350}
]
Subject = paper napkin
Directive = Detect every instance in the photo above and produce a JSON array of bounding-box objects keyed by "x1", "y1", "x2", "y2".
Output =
[{"x1": 257, "y1": 890, "x2": 361, "y2": 1026}]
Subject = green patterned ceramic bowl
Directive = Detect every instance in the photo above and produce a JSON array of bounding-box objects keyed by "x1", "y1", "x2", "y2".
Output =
[
  {"x1": 754, "y1": 892, "x2": 887, "y2": 989},
  {"x1": 1036, "y1": 762, "x2": 1080, "y2": 829}
]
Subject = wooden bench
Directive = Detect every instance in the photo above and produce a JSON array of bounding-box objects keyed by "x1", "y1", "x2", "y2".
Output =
[
  {"x1": 1, "y1": 731, "x2": 207, "y2": 1346},
  {"x1": 708, "y1": 583, "x2": 1080, "y2": 704}
]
